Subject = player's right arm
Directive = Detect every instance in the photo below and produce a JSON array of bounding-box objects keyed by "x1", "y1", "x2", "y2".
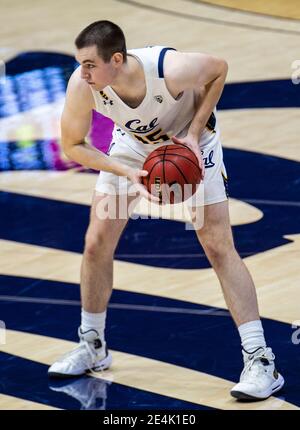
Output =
[
  {"x1": 61, "y1": 69, "x2": 127, "y2": 175},
  {"x1": 61, "y1": 69, "x2": 158, "y2": 202}
]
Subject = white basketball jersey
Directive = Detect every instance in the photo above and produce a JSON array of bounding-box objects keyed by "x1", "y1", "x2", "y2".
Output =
[{"x1": 90, "y1": 46, "x2": 220, "y2": 155}]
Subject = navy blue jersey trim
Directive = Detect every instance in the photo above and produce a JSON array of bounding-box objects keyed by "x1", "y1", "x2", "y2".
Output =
[{"x1": 158, "y1": 47, "x2": 176, "y2": 78}]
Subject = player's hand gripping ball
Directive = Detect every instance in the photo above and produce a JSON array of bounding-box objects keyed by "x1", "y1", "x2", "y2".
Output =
[{"x1": 142, "y1": 144, "x2": 202, "y2": 204}]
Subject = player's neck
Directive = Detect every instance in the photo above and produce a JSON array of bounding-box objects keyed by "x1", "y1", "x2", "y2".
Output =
[{"x1": 110, "y1": 55, "x2": 144, "y2": 95}]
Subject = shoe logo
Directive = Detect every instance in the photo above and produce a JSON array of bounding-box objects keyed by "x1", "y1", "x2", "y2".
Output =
[
  {"x1": 154, "y1": 95, "x2": 163, "y2": 103},
  {"x1": 273, "y1": 369, "x2": 279, "y2": 379}
]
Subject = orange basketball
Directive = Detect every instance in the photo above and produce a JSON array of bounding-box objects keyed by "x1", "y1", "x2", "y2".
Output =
[{"x1": 142, "y1": 144, "x2": 202, "y2": 204}]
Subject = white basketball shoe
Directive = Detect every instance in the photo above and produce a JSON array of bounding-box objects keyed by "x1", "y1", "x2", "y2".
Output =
[
  {"x1": 48, "y1": 328, "x2": 112, "y2": 378},
  {"x1": 231, "y1": 347, "x2": 284, "y2": 400}
]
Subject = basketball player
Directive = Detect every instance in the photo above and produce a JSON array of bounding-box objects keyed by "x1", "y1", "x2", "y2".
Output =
[{"x1": 48, "y1": 21, "x2": 284, "y2": 401}]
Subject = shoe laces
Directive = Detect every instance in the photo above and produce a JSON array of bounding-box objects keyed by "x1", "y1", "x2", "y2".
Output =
[
  {"x1": 58, "y1": 340, "x2": 97, "y2": 370},
  {"x1": 242, "y1": 347, "x2": 275, "y2": 379}
]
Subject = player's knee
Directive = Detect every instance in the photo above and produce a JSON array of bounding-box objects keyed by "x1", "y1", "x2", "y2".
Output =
[
  {"x1": 84, "y1": 227, "x2": 114, "y2": 259},
  {"x1": 203, "y1": 237, "x2": 236, "y2": 266}
]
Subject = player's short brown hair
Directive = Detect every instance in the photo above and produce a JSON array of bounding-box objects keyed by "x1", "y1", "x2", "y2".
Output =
[{"x1": 75, "y1": 20, "x2": 127, "y2": 63}]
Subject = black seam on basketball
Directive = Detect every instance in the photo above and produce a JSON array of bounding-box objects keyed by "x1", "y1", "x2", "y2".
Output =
[
  {"x1": 148, "y1": 143, "x2": 195, "y2": 161},
  {"x1": 162, "y1": 153, "x2": 201, "y2": 172},
  {"x1": 165, "y1": 159, "x2": 189, "y2": 184},
  {"x1": 147, "y1": 159, "x2": 163, "y2": 178},
  {"x1": 144, "y1": 154, "x2": 164, "y2": 163},
  {"x1": 143, "y1": 144, "x2": 194, "y2": 163},
  {"x1": 155, "y1": 145, "x2": 191, "y2": 151}
]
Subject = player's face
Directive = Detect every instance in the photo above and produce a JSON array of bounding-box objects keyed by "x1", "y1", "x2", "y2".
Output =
[{"x1": 76, "y1": 45, "x2": 121, "y2": 90}]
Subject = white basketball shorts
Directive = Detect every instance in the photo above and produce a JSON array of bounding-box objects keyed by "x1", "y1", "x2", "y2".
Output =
[{"x1": 95, "y1": 134, "x2": 228, "y2": 206}]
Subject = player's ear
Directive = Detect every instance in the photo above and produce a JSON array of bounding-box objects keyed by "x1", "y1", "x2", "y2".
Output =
[{"x1": 111, "y1": 52, "x2": 124, "y2": 67}]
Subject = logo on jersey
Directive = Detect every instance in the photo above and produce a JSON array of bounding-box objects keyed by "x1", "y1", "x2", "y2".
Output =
[
  {"x1": 116, "y1": 127, "x2": 126, "y2": 136},
  {"x1": 125, "y1": 118, "x2": 158, "y2": 134},
  {"x1": 201, "y1": 149, "x2": 215, "y2": 168},
  {"x1": 154, "y1": 95, "x2": 163, "y2": 103},
  {"x1": 99, "y1": 90, "x2": 114, "y2": 106}
]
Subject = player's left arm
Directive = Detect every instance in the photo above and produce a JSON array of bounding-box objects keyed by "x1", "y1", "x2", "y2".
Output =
[{"x1": 164, "y1": 51, "x2": 228, "y2": 177}]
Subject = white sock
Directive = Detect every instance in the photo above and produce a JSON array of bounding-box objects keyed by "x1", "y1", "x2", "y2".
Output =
[
  {"x1": 238, "y1": 320, "x2": 267, "y2": 353},
  {"x1": 81, "y1": 308, "x2": 106, "y2": 343}
]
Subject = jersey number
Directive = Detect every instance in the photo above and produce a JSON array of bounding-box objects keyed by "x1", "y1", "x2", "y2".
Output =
[{"x1": 134, "y1": 129, "x2": 169, "y2": 145}]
